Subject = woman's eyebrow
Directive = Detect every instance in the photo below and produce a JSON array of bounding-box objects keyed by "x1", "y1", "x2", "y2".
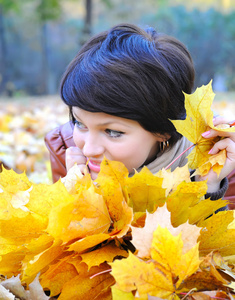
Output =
[
  {"x1": 73, "y1": 114, "x2": 131, "y2": 128},
  {"x1": 100, "y1": 121, "x2": 131, "y2": 128},
  {"x1": 72, "y1": 112, "x2": 81, "y2": 120}
]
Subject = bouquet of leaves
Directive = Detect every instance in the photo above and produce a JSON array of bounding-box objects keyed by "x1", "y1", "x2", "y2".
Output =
[{"x1": 0, "y1": 82, "x2": 235, "y2": 300}]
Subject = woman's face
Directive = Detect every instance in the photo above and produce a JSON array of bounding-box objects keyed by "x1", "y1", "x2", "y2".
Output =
[{"x1": 72, "y1": 107, "x2": 167, "y2": 180}]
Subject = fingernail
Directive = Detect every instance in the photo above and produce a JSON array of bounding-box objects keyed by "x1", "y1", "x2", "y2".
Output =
[
  {"x1": 208, "y1": 149, "x2": 213, "y2": 154},
  {"x1": 202, "y1": 131, "x2": 211, "y2": 137}
]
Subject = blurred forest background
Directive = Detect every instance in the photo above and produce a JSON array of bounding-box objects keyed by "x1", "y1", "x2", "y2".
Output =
[{"x1": 0, "y1": 0, "x2": 235, "y2": 97}]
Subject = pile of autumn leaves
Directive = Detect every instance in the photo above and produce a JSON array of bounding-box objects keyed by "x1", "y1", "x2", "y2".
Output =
[
  {"x1": 0, "y1": 82, "x2": 235, "y2": 300},
  {"x1": 0, "y1": 96, "x2": 68, "y2": 184}
]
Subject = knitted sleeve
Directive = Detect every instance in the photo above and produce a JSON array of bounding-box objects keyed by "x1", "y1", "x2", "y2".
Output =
[{"x1": 190, "y1": 171, "x2": 228, "y2": 212}]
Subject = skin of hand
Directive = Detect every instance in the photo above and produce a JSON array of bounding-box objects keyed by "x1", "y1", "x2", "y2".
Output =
[
  {"x1": 199, "y1": 116, "x2": 235, "y2": 193},
  {"x1": 65, "y1": 146, "x2": 88, "y2": 175}
]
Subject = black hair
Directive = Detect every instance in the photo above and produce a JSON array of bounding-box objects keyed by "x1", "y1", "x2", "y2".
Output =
[{"x1": 60, "y1": 23, "x2": 195, "y2": 147}]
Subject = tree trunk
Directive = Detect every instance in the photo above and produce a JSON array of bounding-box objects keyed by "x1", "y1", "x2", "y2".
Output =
[
  {"x1": 85, "y1": 0, "x2": 92, "y2": 35},
  {"x1": 40, "y1": 23, "x2": 49, "y2": 94},
  {"x1": 80, "y1": 0, "x2": 92, "y2": 46},
  {"x1": 0, "y1": 5, "x2": 7, "y2": 93}
]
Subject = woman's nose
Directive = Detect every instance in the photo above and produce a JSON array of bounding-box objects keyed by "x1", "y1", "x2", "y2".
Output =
[{"x1": 82, "y1": 134, "x2": 104, "y2": 157}]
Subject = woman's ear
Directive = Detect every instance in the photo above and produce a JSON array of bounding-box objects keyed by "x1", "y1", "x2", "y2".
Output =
[
  {"x1": 163, "y1": 133, "x2": 171, "y2": 141},
  {"x1": 154, "y1": 133, "x2": 171, "y2": 142}
]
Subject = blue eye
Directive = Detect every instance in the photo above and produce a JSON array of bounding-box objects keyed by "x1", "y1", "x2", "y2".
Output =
[
  {"x1": 105, "y1": 129, "x2": 124, "y2": 138},
  {"x1": 74, "y1": 120, "x2": 87, "y2": 130}
]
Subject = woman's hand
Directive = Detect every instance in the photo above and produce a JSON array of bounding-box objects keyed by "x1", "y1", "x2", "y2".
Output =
[
  {"x1": 65, "y1": 146, "x2": 88, "y2": 175},
  {"x1": 200, "y1": 116, "x2": 235, "y2": 193}
]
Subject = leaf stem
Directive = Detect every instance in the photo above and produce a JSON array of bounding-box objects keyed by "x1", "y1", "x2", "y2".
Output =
[
  {"x1": 165, "y1": 143, "x2": 195, "y2": 170},
  {"x1": 90, "y1": 268, "x2": 112, "y2": 279},
  {"x1": 180, "y1": 294, "x2": 228, "y2": 300}
]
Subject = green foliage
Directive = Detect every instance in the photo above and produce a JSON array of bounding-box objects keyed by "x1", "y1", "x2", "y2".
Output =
[
  {"x1": 100, "y1": 0, "x2": 113, "y2": 9},
  {"x1": 0, "y1": 0, "x2": 20, "y2": 13},
  {"x1": 146, "y1": 5, "x2": 235, "y2": 90},
  {"x1": 36, "y1": 0, "x2": 62, "y2": 22}
]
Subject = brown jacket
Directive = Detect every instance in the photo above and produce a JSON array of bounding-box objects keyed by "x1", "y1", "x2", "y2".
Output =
[
  {"x1": 225, "y1": 169, "x2": 235, "y2": 209},
  {"x1": 45, "y1": 122, "x2": 75, "y2": 183},
  {"x1": 44, "y1": 122, "x2": 235, "y2": 209}
]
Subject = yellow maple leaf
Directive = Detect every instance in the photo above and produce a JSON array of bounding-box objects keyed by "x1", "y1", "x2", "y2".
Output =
[
  {"x1": 197, "y1": 149, "x2": 227, "y2": 177},
  {"x1": 0, "y1": 167, "x2": 31, "y2": 194},
  {"x1": 166, "y1": 180, "x2": 227, "y2": 226},
  {"x1": 112, "y1": 225, "x2": 200, "y2": 299},
  {"x1": 80, "y1": 241, "x2": 128, "y2": 270},
  {"x1": 126, "y1": 167, "x2": 166, "y2": 213},
  {"x1": 0, "y1": 114, "x2": 12, "y2": 132},
  {"x1": 58, "y1": 263, "x2": 114, "y2": 300},
  {"x1": 68, "y1": 233, "x2": 111, "y2": 253},
  {"x1": 95, "y1": 159, "x2": 133, "y2": 238},
  {"x1": 1, "y1": 159, "x2": 235, "y2": 299},
  {"x1": 198, "y1": 210, "x2": 235, "y2": 257},
  {"x1": 180, "y1": 251, "x2": 230, "y2": 292},
  {"x1": 111, "y1": 286, "x2": 134, "y2": 300},
  {"x1": 111, "y1": 251, "x2": 175, "y2": 299},
  {"x1": 0, "y1": 249, "x2": 26, "y2": 278},
  {"x1": 26, "y1": 180, "x2": 75, "y2": 217},
  {"x1": 0, "y1": 213, "x2": 47, "y2": 243},
  {"x1": 0, "y1": 192, "x2": 20, "y2": 220},
  {"x1": 226, "y1": 281, "x2": 235, "y2": 293},
  {"x1": 151, "y1": 226, "x2": 201, "y2": 289},
  {"x1": 171, "y1": 81, "x2": 235, "y2": 176},
  {"x1": 21, "y1": 239, "x2": 65, "y2": 285},
  {"x1": 0, "y1": 236, "x2": 24, "y2": 255},
  {"x1": 156, "y1": 164, "x2": 191, "y2": 196},
  {"x1": 131, "y1": 204, "x2": 201, "y2": 259},
  {"x1": 131, "y1": 211, "x2": 146, "y2": 228},
  {"x1": 39, "y1": 255, "x2": 80, "y2": 297},
  {"x1": 10, "y1": 186, "x2": 33, "y2": 213},
  {"x1": 60, "y1": 163, "x2": 84, "y2": 193},
  {"x1": 95, "y1": 158, "x2": 129, "y2": 221},
  {"x1": 25, "y1": 235, "x2": 54, "y2": 259},
  {"x1": 46, "y1": 185, "x2": 111, "y2": 243}
]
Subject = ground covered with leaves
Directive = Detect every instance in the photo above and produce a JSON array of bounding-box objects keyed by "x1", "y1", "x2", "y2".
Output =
[
  {"x1": 0, "y1": 87, "x2": 235, "y2": 300},
  {"x1": 0, "y1": 95, "x2": 69, "y2": 184}
]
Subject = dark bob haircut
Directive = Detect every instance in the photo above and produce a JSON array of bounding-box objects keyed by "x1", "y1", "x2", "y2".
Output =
[{"x1": 60, "y1": 23, "x2": 195, "y2": 147}]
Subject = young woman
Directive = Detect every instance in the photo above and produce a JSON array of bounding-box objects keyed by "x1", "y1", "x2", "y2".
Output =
[{"x1": 45, "y1": 23, "x2": 235, "y2": 207}]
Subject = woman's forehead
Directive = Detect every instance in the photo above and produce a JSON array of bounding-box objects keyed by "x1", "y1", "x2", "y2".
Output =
[{"x1": 72, "y1": 107, "x2": 135, "y2": 127}]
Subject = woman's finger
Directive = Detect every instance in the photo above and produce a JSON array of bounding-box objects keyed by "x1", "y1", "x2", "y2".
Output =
[
  {"x1": 212, "y1": 115, "x2": 229, "y2": 126},
  {"x1": 65, "y1": 147, "x2": 87, "y2": 171},
  {"x1": 202, "y1": 128, "x2": 235, "y2": 142},
  {"x1": 209, "y1": 138, "x2": 235, "y2": 158}
]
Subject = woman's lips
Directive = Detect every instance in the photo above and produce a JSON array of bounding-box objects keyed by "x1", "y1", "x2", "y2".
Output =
[{"x1": 88, "y1": 160, "x2": 101, "y2": 173}]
